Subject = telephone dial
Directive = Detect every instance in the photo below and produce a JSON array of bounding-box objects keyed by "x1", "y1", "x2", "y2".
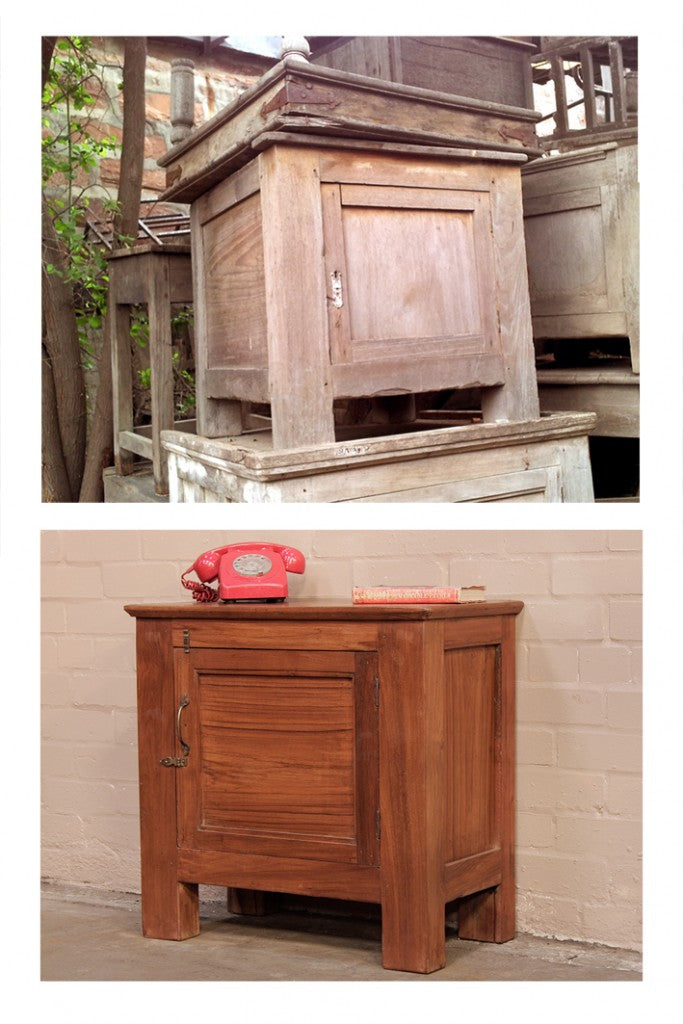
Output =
[{"x1": 181, "y1": 542, "x2": 305, "y2": 603}]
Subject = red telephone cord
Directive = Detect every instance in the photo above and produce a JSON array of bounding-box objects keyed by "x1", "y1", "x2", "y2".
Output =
[{"x1": 181, "y1": 571, "x2": 219, "y2": 603}]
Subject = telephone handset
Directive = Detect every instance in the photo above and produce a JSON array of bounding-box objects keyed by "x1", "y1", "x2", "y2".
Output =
[{"x1": 181, "y1": 542, "x2": 305, "y2": 603}]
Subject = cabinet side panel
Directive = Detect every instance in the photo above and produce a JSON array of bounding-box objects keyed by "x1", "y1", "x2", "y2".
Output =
[
  {"x1": 202, "y1": 193, "x2": 268, "y2": 372},
  {"x1": 136, "y1": 619, "x2": 199, "y2": 939},
  {"x1": 445, "y1": 645, "x2": 498, "y2": 861}
]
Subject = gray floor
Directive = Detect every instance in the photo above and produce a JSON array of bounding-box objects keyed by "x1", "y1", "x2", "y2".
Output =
[{"x1": 41, "y1": 884, "x2": 642, "y2": 982}]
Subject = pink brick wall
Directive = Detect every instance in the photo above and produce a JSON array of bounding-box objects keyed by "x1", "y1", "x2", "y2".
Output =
[
  {"x1": 41, "y1": 530, "x2": 642, "y2": 950},
  {"x1": 43, "y1": 37, "x2": 272, "y2": 213}
]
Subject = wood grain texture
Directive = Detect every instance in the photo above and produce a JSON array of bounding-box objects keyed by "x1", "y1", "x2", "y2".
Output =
[
  {"x1": 378, "y1": 620, "x2": 446, "y2": 973},
  {"x1": 259, "y1": 145, "x2": 336, "y2": 448},
  {"x1": 129, "y1": 602, "x2": 522, "y2": 971},
  {"x1": 522, "y1": 142, "x2": 639, "y2": 371},
  {"x1": 481, "y1": 163, "x2": 540, "y2": 423},
  {"x1": 161, "y1": 413, "x2": 596, "y2": 503},
  {"x1": 147, "y1": 255, "x2": 174, "y2": 495},
  {"x1": 390, "y1": 36, "x2": 534, "y2": 109},
  {"x1": 445, "y1": 645, "x2": 498, "y2": 861},
  {"x1": 202, "y1": 193, "x2": 268, "y2": 373},
  {"x1": 536, "y1": 368, "x2": 639, "y2": 438},
  {"x1": 159, "y1": 59, "x2": 540, "y2": 203},
  {"x1": 457, "y1": 616, "x2": 516, "y2": 942},
  {"x1": 177, "y1": 848, "x2": 382, "y2": 902},
  {"x1": 135, "y1": 618, "x2": 199, "y2": 939},
  {"x1": 191, "y1": 198, "x2": 243, "y2": 437},
  {"x1": 124, "y1": 599, "x2": 524, "y2": 622},
  {"x1": 109, "y1": 248, "x2": 193, "y2": 492}
]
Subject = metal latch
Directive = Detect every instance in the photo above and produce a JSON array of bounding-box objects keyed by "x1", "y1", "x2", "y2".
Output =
[{"x1": 331, "y1": 270, "x2": 343, "y2": 308}]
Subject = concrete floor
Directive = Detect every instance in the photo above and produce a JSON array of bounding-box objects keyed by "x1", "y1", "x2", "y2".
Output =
[{"x1": 41, "y1": 884, "x2": 641, "y2": 982}]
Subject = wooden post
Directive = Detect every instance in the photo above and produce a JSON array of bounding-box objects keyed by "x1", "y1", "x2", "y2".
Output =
[
  {"x1": 481, "y1": 165, "x2": 540, "y2": 424},
  {"x1": 147, "y1": 254, "x2": 175, "y2": 494},
  {"x1": 259, "y1": 145, "x2": 336, "y2": 449},
  {"x1": 109, "y1": 275, "x2": 135, "y2": 477},
  {"x1": 170, "y1": 58, "x2": 195, "y2": 144},
  {"x1": 379, "y1": 621, "x2": 446, "y2": 973}
]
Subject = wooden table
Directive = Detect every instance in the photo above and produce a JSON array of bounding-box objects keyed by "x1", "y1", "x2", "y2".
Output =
[
  {"x1": 126, "y1": 598, "x2": 522, "y2": 974},
  {"x1": 108, "y1": 242, "x2": 193, "y2": 495}
]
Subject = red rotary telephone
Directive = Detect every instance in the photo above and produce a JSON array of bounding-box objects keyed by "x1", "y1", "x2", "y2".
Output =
[{"x1": 181, "y1": 542, "x2": 305, "y2": 603}]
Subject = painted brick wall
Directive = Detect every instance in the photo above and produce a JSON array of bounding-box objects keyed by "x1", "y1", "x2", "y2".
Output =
[{"x1": 40, "y1": 529, "x2": 642, "y2": 950}]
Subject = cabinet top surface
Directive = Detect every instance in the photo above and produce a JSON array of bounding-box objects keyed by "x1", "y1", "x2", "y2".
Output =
[{"x1": 125, "y1": 598, "x2": 524, "y2": 621}]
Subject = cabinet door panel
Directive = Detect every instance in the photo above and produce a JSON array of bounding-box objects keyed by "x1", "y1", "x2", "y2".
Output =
[
  {"x1": 322, "y1": 182, "x2": 501, "y2": 369},
  {"x1": 175, "y1": 648, "x2": 379, "y2": 865}
]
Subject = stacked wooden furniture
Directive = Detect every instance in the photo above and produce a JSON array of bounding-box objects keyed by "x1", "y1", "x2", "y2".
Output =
[
  {"x1": 310, "y1": 35, "x2": 537, "y2": 109},
  {"x1": 157, "y1": 56, "x2": 596, "y2": 502},
  {"x1": 521, "y1": 37, "x2": 639, "y2": 491},
  {"x1": 126, "y1": 598, "x2": 523, "y2": 974},
  {"x1": 522, "y1": 139, "x2": 639, "y2": 440}
]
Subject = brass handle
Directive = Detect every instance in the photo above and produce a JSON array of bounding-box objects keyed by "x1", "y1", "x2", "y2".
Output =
[
  {"x1": 177, "y1": 694, "x2": 190, "y2": 758},
  {"x1": 160, "y1": 694, "x2": 190, "y2": 767}
]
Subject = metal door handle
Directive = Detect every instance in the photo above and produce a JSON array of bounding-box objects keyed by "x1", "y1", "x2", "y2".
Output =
[
  {"x1": 160, "y1": 694, "x2": 190, "y2": 767},
  {"x1": 176, "y1": 694, "x2": 190, "y2": 757}
]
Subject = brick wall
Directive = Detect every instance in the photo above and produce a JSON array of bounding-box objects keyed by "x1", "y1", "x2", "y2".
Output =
[
  {"x1": 41, "y1": 529, "x2": 642, "y2": 950},
  {"x1": 44, "y1": 37, "x2": 273, "y2": 213}
]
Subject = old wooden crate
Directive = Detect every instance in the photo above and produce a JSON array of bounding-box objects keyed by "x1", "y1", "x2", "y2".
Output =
[
  {"x1": 521, "y1": 138, "x2": 639, "y2": 372},
  {"x1": 310, "y1": 36, "x2": 536, "y2": 110},
  {"x1": 158, "y1": 59, "x2": 543, "y2": 450},
  {"x1": 161, "y1": 411, "x2": 596, "y2": 503}
]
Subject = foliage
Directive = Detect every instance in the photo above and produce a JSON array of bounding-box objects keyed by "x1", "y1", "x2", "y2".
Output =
[
  {"x1": 42, "y1": 37, "x2": 120, "y2": 364},
  {"x1": 132, "y1": 306, "x2": 196, "y2": 419}
]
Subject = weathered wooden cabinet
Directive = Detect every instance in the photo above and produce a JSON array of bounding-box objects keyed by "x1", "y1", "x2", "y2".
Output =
[
  {"x1": 311, "y1": 35, "x2": 536, "y2": 110},
  {"x1": 126, "y1": 599, "x2": 523, "y2": 974},
  {"x1": 522, "y1": 140, "x2": 639, "y2": 372},
  {"x1": 160, "y1": 58, "x2": 541, "y2": 450},
  {"x1": 190, "y1": 141, "x2": 539, "y2": 447}
]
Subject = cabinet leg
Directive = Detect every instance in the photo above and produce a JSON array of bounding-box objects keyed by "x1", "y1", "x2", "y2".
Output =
[
  {"x1": 227, "y1": 888, "x2": 278, "y2": 916},
  {"x1": 457, "y1": 883, "x2": 515, "y2": 943},
  {"x1": 141, "y1": 879, "x2": 199, "y2": 941},
  {"x1": 381, "y1": 895, "x2": 445, "y2": 974}
]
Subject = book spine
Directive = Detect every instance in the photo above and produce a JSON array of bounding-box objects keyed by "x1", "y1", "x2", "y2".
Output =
[{"x1": 352, "y1": 587, "x2": 463, "y2": 604}]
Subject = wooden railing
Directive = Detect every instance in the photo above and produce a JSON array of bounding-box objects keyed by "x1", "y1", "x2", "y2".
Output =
[{"x1": 531, "y1": 36, "x2": 637, "y2": 148}]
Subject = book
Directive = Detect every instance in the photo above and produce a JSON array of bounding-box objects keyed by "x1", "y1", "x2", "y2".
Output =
[{"x1": 351, "y1": 585, "x2": 487, "y2": 604}]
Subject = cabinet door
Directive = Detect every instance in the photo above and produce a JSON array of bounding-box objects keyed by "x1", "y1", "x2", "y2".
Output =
[
  {"x1": 523, "y1": 185, "x2": 627, "y2": 330},
  {"x1": 173, "y1": 647, "x2": 379, "y2": 865},
  {"x1": 321, "y1": 181, "x2": 504, "y2": 393}
]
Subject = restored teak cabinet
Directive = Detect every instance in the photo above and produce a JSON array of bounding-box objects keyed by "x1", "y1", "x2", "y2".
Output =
[{"x1": 126, "y1": 599, "x2": 522, "y2": 974}]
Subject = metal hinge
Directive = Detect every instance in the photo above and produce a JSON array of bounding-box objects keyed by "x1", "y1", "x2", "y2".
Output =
[
  {"x1": 375, "y1": 809, "x2": 381, "y2": 843},
  {"x1": 183, "y1": 628, "x2": 190, "y2": 654},
  {"x1": 374, "y1": 675, "x2": 379, "y2": 709}
]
